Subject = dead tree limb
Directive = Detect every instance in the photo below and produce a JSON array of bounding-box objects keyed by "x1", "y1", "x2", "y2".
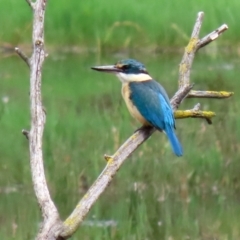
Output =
[
  {"x1": 16, "y1": 2, "x2": 232, "y2": 238},
  {"x1": 197, "y1": 24, "x2": 228, "y2": 50},
  {"x1": 188, "y1": 90, "x2": 233, "y2": 98},
  {"x1": 16, "y1": 0, "x2": 61, "y2": 239},
  {"x1": 59, "y1": 12, "x2": 232, "y2": 238}
]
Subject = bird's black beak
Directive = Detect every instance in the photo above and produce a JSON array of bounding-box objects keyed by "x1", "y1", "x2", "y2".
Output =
[{"x1": 91, "y1": 65, "x2": 121, "y2": 73}]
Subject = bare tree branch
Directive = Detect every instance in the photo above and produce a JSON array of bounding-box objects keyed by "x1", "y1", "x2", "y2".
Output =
[
  {"x1": 15, "y1": 47, "x2": 30, "y2": 67},
  {"x1": 175, "y1": 109, "x2": 215, "y2": 124},
  {"x1": 188, "y1": 90, "x2": 233, "y2": 98},
  {"x1": 22, "y1": 129, "x2": 30, "y2": 140},
  {"x1": 178, "y1": 15, "x2": 228, "y2": 89},
  {"x1": 193, "y1": 103, "x2": 201, "y2": 111},
  {"x1": 59, "y1": 12, "x2": 231, "y2": 238},
  {"x1": 197, "y1": 24, "x2": 228, "y2": 50},
  {"x1": 178, "y1": 11, "x2": 204, "y2": 88},
  {"x1": 22, "y1": 0, "x2": 61, "y2": 239},
  {"x1": 175, "y1": 103, "x2": 215, "y2": 124}
]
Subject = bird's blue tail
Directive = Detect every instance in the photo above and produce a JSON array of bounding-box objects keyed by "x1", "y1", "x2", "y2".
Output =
[{"x1": 165, "y1": 125, "x2": 183, "y2": 157}]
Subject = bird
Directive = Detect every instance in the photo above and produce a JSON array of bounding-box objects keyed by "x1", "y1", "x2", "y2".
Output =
[{"x1": 91, "y1": 59, "x2": 183, "y2": 157}]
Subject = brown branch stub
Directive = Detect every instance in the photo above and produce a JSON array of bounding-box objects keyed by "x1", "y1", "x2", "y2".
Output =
[
  {"x1": 15, "y1": 47, "x2": 30, "y2": 67},
  {"x1": 26, "y1": 0, "x2": 35, "y2": 10},
  {"x1": 197, "y1": 24, "x2": 228, "y2": 50},
  {"x1": 190, "y1": 11, "x2": 204, "y2": 39},
  {"x1": 193, "y1": 103, "x2": 201, "y2": 111},
  {"x1": 22, "y1": 129, "x2": 30, "y2": 140},
  {"x1": 30, "y1": 0, "x2": 56, "y2": 219},
  {"x1": 188, "y1": 90, "x2": 233, "y2": 98}
]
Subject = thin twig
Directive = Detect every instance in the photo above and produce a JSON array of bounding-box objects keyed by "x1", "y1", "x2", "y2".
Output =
[
  {"x1": 190, "y1": 11, "x2": 204, "y2": 39},
  {"x1": 188, "y1": 90, "x2": 233, "y2": 98},
  {"x1": 22, "y1": 129, "x2": 30, "y2": 140},
  {"x1": 197, "y1": 24, "x2": 228, "y2": 50},
  {"x1": 174, "y1": 109, "x2": 215, "y2": 124},
  {"x1": 175, "y1": 103, "x2": 216, "y2": 124},
  {"x1": 15, "y1": 47, "x2": 30, "y2": 67},
  {"x1": 178, "y1": 12, "x2": 204, "y2": 88}
]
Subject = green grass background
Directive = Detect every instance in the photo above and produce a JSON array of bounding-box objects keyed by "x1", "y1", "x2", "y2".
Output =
[
  {"x1": 0, "y1": 0, "x2": 240, "y2": 239},
  {"x1": 0, "y1": 0, "x2": 240, "y2": 49},
  {"x1": 0, "y1": 53, "x2": 240, "y2": 239}
]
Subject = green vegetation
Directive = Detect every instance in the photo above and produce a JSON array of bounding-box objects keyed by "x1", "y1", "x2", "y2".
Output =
[
  {"x1": 1, "y1": 0, "x2": 239, "y2": 50},
  {"x1": 0, "y1": 52, "x2": 239, "y2": 239},
  {"x1": 1, "y1": 1, "x2": 240, "y2": 239}
]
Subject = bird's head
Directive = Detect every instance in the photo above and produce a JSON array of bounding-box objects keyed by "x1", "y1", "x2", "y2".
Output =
[{"x1": 91, "y1": 59, "x2": 151, "y2": 83}]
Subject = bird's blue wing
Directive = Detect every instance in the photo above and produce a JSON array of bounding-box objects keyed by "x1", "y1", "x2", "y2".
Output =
[
  {"x1": 129, "y1": 80, "x2": 175, "y2": 130},
  {"x1": 129, "y1": 80, "x2": 182, "y2": 156}
]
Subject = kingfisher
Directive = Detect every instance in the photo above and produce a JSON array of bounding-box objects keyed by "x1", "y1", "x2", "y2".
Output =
[{"x1": 91, "y1": 59, "x2": 183, "y2": 157}]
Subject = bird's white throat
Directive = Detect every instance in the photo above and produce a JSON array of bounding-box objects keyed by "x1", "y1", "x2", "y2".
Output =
[{"x1": 116, "y1": 72, "x2": 151, "y2": 83}]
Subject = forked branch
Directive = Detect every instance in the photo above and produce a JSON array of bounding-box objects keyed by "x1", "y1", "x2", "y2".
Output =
[
  {"x1": 16, "y1": 0, "x2": 61, "y2": 239},
  {"x1": 16, "y1": 3, "x2": 232, "y2": 238},
  {"x1": 59, "y1": 12, "x2": 232, "y2": 238}
]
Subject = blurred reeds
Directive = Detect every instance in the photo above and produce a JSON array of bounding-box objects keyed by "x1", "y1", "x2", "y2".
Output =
[
  {"x1": 0, "y1": 0, "x2": 239, "y2": 51},
  {"x1": 0, "y1": 1, "x2": 239, "y2": 238}
]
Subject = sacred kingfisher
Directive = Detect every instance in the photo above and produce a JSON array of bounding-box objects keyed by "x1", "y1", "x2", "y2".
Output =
[{"x1": 91, "y1": 59, "x2": 183, "y2": 157}]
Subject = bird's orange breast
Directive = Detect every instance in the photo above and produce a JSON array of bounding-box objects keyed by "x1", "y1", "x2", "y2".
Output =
[{"x1": 121, "y1": 83, "x2": 150, "y2": 126}]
